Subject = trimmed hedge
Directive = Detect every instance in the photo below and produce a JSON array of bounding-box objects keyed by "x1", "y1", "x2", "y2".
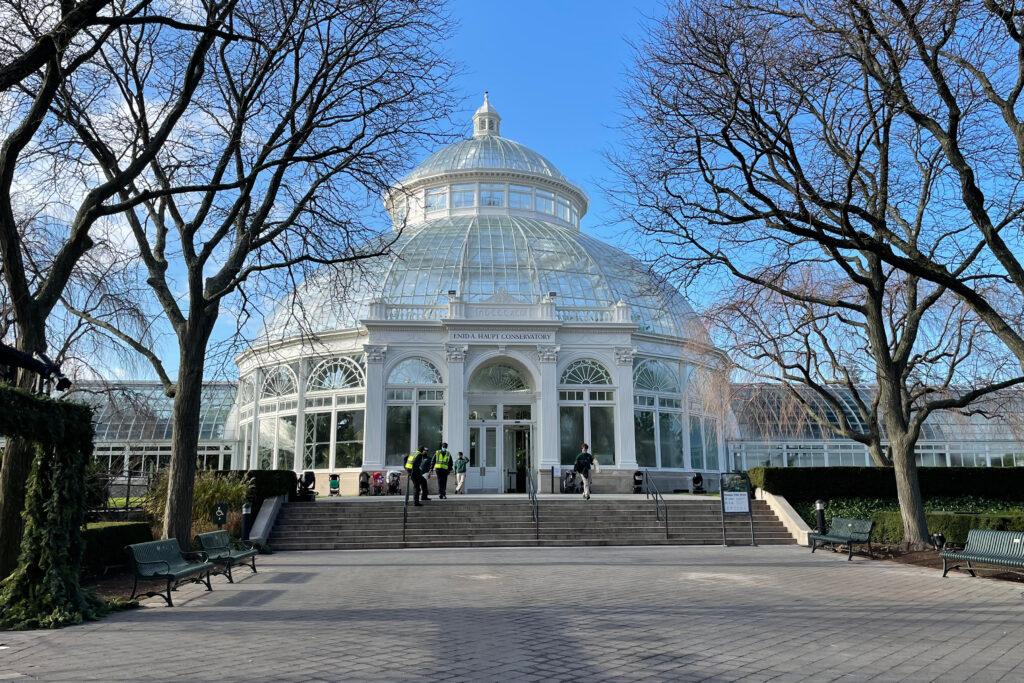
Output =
[
  {"x1": 215, "y1": 470, "x2": 296, "y2": 517},
  {"x1": 81, "y1": 522, "x2": 153, "y2": 572},
  {"x1": 871, "y1": 511, "x2": 1024, "y2": 545},
  {"x1": 749, "y1": 466, "x2": 1024, "y2": 502}
]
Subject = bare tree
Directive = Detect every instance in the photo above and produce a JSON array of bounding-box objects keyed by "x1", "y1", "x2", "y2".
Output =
[
  {"x1": 0, "y1": 0, "x2": 240, "y2": 577},
  {"x1": 613, "y1": 0, "x2": 1024, "y2": 546},
  {"x1": 61, "y1": 0, "x2": 457, "y2": 546}
]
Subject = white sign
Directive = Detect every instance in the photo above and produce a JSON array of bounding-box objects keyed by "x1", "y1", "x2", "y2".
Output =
[
  {"x1": 449, "y1": 330, "x2": 555, "y2": 344},
  {"x1": 722, "y1": 491, "x2": 750, "y2": 514}
]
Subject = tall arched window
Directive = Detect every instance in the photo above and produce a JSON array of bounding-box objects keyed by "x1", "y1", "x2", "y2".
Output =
[
  {"x1": 468, "y1": 364, "x2": 531, "y2": 392},
  {"x1": 558, "y1": 359, "x2": 615, "y2": 466},
  {"x1": 633, "y1": 358, "x2": 684, "y2": 469},
  {"x1": 302, "y1": 356, "x2": 367, "y2": 471},
  {"x1": 260, "y1": 365, "x2": 297, "y2": 398},
  {"x1": 385, "y1": 358, "x2": 444, "y2": 466},
  {"x1": 257, "y1": 365, "x2": 298, "y2": 471},
  {"x1": 307, "y1": 357, "x2": 365, "y2": 392}
]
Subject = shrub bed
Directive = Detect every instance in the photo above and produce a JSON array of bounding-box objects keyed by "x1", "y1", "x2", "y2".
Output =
[
  {"x1": 749, "y1": 466, "x2": 1024, "y2": 502},
  {"x1": 870, "y1": 511, "x2": 1024, "y2": 545},
  {"x1": 793, "y1": 495, "x2": 1024, "y2": 530},
  {"x1": 81, "y1": 522, "x2": 153, "y2": 572},
  {"x1": 215, "y1": 470, "x2": 297, "y2": 517}
]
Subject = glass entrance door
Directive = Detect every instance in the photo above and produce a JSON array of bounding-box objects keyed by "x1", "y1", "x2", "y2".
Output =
[
  {"x1": 503, "y1": 425, "x2": 532, "y2": 493},
  {"x1": 467, "y1": 426, "x2": 499, "y2": 492}
]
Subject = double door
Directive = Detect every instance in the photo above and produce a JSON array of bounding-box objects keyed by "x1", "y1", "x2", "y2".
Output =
[{"x1": 467, "y1": 424, "x2": 532, "y2": 493}]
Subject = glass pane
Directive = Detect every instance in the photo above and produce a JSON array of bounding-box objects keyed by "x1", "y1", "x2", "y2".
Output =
[
  {"x1": 634, "y1": 410, "x2": 656, "y2": 467},
  {"x1": 689, "y1": 416, "x2": 704, "y2": 470},
  {"x1": 659, "y1": 412, "x2": 685, "y2": 468},
  {"x1": 469, "y1": 404, "x2": 498, "y2": 420},
  {"x1": 590, "y1": 405, "x2": 615, "y2": 465},
  {"x1": 388, "y1": 358, "x2": 442, "y2": 385},
  {"x1": 303, "y1": 413, "x2": 331, "y2": 469},
  {"x1": 417, "y1": 405, "x2": 444, "y2": 452},
  {"x1": 335, "y1": 410, "x2": 365, "y2": 468},
  {"x1": 703, "y1": 417, "x2": 719, "y2": 470},
  {"x1": 503, "y1": 404, "x2": 531, "y2": 420},
  {"x1": 258, "y1": 418, "x2": 274, "y2": 469},
  {"x1": 276, "y1": 415, "x2": 296, "y2": 470},
  {"x1": 486, "y1": 427, "x2": 497, "y2": 467},
  {"x1": 469, "y1": 428, "x2": 480, "y2": 467},
  {"x1": 469, "y1": 364, "x2": 531, "y2": 392},
  {"x1": 385, "y1": 405, "x2": 412, "y2": 466},
  {"x1": 559, "y1": 406, "x2": 584, "y2": 465}
]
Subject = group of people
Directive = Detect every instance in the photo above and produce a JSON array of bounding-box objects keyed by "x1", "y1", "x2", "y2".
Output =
[{"x1": 404, "y1": 442, "x2": 470, "y2": 506}]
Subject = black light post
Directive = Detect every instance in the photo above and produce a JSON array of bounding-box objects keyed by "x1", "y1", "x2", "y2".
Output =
[
  {"x1": 815, "y1": 499, "x2": 827, "y2": 535},
  {"x1": 241, "y1": 502, "x2": 253, "y2": 541}
]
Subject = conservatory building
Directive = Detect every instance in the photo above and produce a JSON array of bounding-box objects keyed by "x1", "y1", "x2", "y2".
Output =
[{"x1": 232, "y1": 96, "x2": 729, "y2": 494}]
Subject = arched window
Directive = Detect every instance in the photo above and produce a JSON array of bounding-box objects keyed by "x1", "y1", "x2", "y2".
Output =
[
  {"x1": 307, "y1": 357, "x2": 365, "y2": 392},
  {"x1": 388, "y1": 358, "x2": 442, "y2": 385},
  {"x1": 560, "y1": 359, "x2": 612, "y2": 386},
  {"x1": 468, "y1": 364, "x2": 531, "y2": 392},
  {"x1": 237, "y1": 376, "x2": 255, "y2": 405},
  {"x1": 260, "y1": 365, "x2": 297, "y2": 398},
  {"x1": 633, "y1": 359, "x2": 680, "y2": 393}
]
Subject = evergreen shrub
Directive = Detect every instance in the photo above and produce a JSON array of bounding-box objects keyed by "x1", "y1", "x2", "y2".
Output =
[
  {"x1": 81, "y1": 522, "x2": 153, "y2": 572},
  {"x1": 870, "y1": 511, "x2": 1024, "y2": 544}
]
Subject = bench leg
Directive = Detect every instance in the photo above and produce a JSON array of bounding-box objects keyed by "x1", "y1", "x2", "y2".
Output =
[
  {"x1": 130, "y1": 576, "x2": 139, "y2": 601},
  {"x1": 848, "y1": 543, "x2": 854, "y2": 561},
  {"x1": 966, "y1": 560, "x2": 976, "y2": 578},
  {"x1": 249, "y1": 556, "x2": 257, "y2": 574},
  {"x1": 811, "y1": 539, "x2": 817, "y2": 554},
  {"x1": 165, "y1": 578, "x2": 175, "y2": 607},
  {"x1": 202, "y1": 571, "x2": 213, "y2": 592},
  {"x1": 942, "y1": 558, "x2": 952, "y2": 578},
  {"x1": 866, "y1": 541, "x2": 873, "y2": 560}
]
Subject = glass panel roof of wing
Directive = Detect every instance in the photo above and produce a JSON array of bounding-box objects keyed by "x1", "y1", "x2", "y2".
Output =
[
  {"x1": 68, "y1": 381, "x2": 237, "y2": 443},
  {"x1": 261, "y1": 215, "x2": 702, "y2": 340},
  {"x1": 403, "y1": 136, "x2": 568, "y2": 183}
]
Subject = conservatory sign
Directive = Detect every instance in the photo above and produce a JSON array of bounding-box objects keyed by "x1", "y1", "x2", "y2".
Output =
[{"x1": 449, "y1": 330, "x2": 555, "y2": 344}]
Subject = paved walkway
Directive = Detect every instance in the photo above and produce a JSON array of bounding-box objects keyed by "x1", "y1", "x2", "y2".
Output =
[{"x1": 2, "y1": 545, "x2": 1023, "y2": 681}]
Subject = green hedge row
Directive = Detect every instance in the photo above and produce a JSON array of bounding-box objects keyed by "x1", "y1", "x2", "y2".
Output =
[
  {"x1": 214, "y1": 470, "x2": 296, "y2": 516},
  {"x1": 749, "y1": 467, "x2": 1024, "y2": 502},
  {"x1": 870, "y1": 512, "x2": 1024, "y2": 545},
  {"x1": 81, "y1": 522, "x2": 153, "y2": 572}
]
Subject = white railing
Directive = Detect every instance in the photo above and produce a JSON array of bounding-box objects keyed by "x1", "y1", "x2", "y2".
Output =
[
  {"x1": 383, "y1": 305, "x2": 446, "y2": 321},
  {"x1": 556, "y1": 307, "x2": 616, "y2": 323}
]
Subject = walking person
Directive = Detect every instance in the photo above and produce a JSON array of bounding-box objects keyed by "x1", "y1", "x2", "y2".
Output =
[
  {"x1": 405, "y1": 446, "x2": 431, "y2": 506},
  {"x1": 419, "y1": 445, "x2": 435, "y2": 497},
  {"x1": 454, "y1": 451, "x2": 469, "y2": 494},
  {"x1": 574, "y1": 443, "x2": 597, "y2": 500},
  {"x1": 434, "y1": 442, "x2": 453, "y2": 499}
]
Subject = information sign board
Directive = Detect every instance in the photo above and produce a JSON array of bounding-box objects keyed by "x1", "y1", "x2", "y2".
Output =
[
  {"x1": 719, "y1": 472, "x2": 756, "y2": 547},
  {"x1": 722, "y1": 491, "x2": 750, "y2": 514}
]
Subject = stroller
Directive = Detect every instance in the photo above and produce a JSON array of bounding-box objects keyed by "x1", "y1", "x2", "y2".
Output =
[
  {"x1": 371, "y1": 471, "x2": 385, "y2": 496},
  {"x1": 358, "y1": 471, "x2": 370, "y2": 496},
  {"x1": 296, "y1": 471, "x2": 317, "y2": 501},
  {"x1": 386, "y1": 470, "x2": 402, "y2": 495},
  {"x1": 561, "y1": 469, "x2": 582, "y2": 494}
]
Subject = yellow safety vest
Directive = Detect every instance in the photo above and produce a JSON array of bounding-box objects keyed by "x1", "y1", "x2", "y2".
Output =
[
  {"x1": 405, "y1": 453, "x2": 417, "y2": 470},
  {"x1": 434, "y1": 451, "x2": 452, "y2": 470}
]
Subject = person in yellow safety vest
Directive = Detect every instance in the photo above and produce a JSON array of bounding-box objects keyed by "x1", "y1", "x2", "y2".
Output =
[
  {"x1": 433, "y1": 442, "x2": 453, "y2": 499},
  {"x1": 406, "y1": 447, "x2": 430, "y2": 505}
]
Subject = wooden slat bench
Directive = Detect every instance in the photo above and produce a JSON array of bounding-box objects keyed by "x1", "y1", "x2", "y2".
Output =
[
  {"x1": 940, "y1": 529, "x2": 1024, "y2": 578},
  {"x1": 809, "y1": 517, "x2": 874, "y2": 561},
  {"x1": 125, "y1": 539, "x2": 214, "y2": 607},
  {"x1": 194, "y1": 530, "x2": 258, "y2": 583}
]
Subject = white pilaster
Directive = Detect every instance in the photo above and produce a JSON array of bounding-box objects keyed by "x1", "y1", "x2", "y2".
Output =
[
  {"x1": 444, "y1": 344, "x2": 467, "y2": 459},
  {"x1": 294, "y1": 360, "x2": 306, "y2": 471},
  {"x1": 362, "y1": 344, "x2": 387, "y2": 469},
  {"x1": 537, "y1": 344, "x2": 560, "y2": 468},
  {"x1": 614, "y1": 346, "x2": 637, "y2": 469}
]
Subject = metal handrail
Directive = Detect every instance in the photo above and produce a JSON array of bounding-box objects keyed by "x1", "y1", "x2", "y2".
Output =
[
  {"x1": 526, "y1": 469, "x2": 539, "y2": 541},
  {"x1": 644, "y1": 470, "x2": 669, "y2": 539},
  {"x1": 402, "y1": 473, "x2": 411, "y2": 544}
]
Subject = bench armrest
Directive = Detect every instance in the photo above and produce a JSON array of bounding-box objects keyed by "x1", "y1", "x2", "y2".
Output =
[
  {"x1": 182, "y1": 550, "x2": 209, "y2": 563},
  {"x1": 232, "y1": 540, "x2": 256, "y2": 551},
  {"x1": 135, "y1": 559, "x2": 171, "y2": 573}
]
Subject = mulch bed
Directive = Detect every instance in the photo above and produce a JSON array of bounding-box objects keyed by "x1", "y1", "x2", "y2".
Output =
[
  {"x1": 81, "y1": 568, "x2": 139, "y2": 602},
  {"x1": 875, "y1": 544, "x2": 1024, "y2": 583}
]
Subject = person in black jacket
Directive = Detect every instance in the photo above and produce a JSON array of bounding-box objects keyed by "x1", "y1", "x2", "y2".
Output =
[{"x1": 409, "y1": 447, "x2": 431, "y2": 506}]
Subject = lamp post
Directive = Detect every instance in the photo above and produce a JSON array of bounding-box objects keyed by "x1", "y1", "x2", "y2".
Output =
[
  {"x1": 815, "y1": 499, "x2": 826, "y2": 535},
  {"x1": 241, "y1": 503, "x2": 253, "y2": 541}
]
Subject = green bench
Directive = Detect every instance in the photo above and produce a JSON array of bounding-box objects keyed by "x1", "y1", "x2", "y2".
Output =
[
  {"x1": 125, "y1": 539, "x2": 214, "y2": 606},
  {"x1": 194, "y1": 530, "x2": 258, "y2": 583},
  {"x1": 809, "y1": 517, "x2": 875, "y2": 561},
  {"x1": 941, "y1": 529, "x2": 1024, "y2": 578}
]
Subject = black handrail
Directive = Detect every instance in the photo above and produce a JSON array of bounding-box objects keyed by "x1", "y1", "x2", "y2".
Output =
[
  {"x1": 644, "y1": 470, "x2": 669, "y2": 539},
  {"x1": 526, "y1": 469, "x2": 539, "y2": 541},
  {"x1": 402, "y1": 472, "x2": 411, "y2": 544}
]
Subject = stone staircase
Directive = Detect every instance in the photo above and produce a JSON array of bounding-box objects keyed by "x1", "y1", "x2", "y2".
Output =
[{"x1": 269, "y1": 497, "x2": 796, "y2": 550}]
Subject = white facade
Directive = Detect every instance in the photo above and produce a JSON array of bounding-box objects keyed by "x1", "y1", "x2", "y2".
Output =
[{"x1": 233, "y1": 96, "x2": 728, "y2": 492}]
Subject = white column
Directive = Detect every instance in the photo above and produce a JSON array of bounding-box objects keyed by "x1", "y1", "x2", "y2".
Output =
[
  {"x1": 250, "y1": 368, "x2": 265, "y2": 469},
  {"x1": 537, "y1": 344, "x2": 560, "y2": 469},
  {"x1": 294, "y1": 360, "x2": 306, "y2": 471},
  {"x1": 614, "y1": 346, "x2": 637, "y2": 469},
  {"x1": 362, "y1": 344, "x2": 387, "y2": 469},
  {"x1": 444, "y1": 344, "x2": 467, "y2": 459}
]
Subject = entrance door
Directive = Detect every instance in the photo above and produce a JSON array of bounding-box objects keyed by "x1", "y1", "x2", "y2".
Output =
[
  {"x1": 467, "y1": 426, "x2": 500, "y2": 492},
  {"x1": 502, "y1": 425, "x2": 532, "y2": 493}
]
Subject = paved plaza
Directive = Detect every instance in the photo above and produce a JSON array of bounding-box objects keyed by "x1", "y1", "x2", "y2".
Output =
[{"x1": 2, "y1": 544, "x2": 1024, "y2": 681}]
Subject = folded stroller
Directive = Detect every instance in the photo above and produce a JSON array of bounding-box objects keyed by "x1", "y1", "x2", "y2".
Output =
[
  {"x1": 358, "y1": 471, "x2": 370, "y2": 496},
  {"x1": 386, "y1": 470, "x2": 402, "y2": 495},
  {"x1": 561, "y1": 469, "x2": 582, "y2": 494},
  {"x1": 371, "y1": 471, "x2": 385, "y2": 496}
]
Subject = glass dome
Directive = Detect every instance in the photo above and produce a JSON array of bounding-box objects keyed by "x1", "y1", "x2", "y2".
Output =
[
  {"x1": 263, "y1": 215, "x2": 704, "y2": 340},
  {"x1": 402, "y1": 136, "x2": 568, "y2": 184}
]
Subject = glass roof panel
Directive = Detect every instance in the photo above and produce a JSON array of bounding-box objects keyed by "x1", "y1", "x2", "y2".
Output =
[{"x1": 403, "y1": 136, "x2": 567, "y2": 183}]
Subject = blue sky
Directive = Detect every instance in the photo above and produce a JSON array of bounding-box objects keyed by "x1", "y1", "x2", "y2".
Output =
[{"x1": 443, "y1": 0, "x2": 662, "y2": 243}]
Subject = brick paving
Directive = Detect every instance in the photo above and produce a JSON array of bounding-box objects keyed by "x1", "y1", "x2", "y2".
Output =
[{"x1": 2, "y1": 545, "x2": 1024, "y2": 681}]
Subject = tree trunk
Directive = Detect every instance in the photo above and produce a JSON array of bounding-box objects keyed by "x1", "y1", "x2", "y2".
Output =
[
  {"x1": 889, "y1": 434, "x2": 930, "y2": 549},
  {"x1": 161, "y1": 319, "x2": 215, "y2": 550},
  {"x1": 0, "y1": 324, "x2": 47, "y2": 580}
]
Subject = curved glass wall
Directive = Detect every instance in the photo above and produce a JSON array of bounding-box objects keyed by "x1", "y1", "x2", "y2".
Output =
[{"x1": 558, "y1": 359, "x2": 615, "y2": 466}]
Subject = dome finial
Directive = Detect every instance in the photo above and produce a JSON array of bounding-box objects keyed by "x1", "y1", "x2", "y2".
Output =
[{"x1": 473, "y1": 92, "x2": 501, "y2": 137}]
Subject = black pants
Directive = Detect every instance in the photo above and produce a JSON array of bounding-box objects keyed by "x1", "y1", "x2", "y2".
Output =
[
  {"x1": 436, "y1": 470, "x2": 449, "y2": 498},
  {"x1": 411, "y1": 472, "x2": 428, "y2": 502}
]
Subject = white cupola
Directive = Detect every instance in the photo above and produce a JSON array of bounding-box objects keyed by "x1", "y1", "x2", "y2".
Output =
[{"x1": 472, "y1": 92, "x2": 501, "y2": 137}]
